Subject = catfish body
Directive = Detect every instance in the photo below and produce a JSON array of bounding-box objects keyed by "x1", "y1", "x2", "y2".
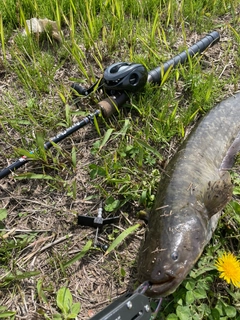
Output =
[{"x1": 138, "y1": 92, "x2": 240, "y2": 297}]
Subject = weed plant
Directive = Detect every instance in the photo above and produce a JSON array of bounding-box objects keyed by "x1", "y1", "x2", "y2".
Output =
[{"x1": 0, "y1": 0, "x2": 240, "y2": 319}]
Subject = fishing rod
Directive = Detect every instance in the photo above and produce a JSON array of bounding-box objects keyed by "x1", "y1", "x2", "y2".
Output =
[{"x1": 0, "y1": 31, "x2": 220, "y2": 179}]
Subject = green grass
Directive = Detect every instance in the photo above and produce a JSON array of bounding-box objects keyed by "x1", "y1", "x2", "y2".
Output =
[{"x1": 0, "y1": 0, "x2": 240, "y2": 319}]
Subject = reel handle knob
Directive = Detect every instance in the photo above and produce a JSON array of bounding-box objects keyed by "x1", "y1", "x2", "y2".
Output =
[{"x1": 71, "y1": 83, "x2": 88, "y2": 96}]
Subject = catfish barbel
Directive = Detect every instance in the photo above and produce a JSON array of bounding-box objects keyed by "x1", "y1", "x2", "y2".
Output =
[{"x1": 137, "y1": 92, "x2": 240, "y2": 297}]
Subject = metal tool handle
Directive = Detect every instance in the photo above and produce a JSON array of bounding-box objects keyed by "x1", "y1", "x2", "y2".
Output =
[
  {"x1": 89, "y1": 292, "x2": 151, "y2": 320},
  {"x1": 147, "y1": 31, "x2": 220, "y2": 84}
]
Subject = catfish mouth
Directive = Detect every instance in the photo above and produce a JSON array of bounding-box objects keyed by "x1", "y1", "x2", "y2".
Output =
[
  {"x1": 146, "y1": 280, "x2": 176, "y2": 298},
  {"x1": 143, "y1": 268, "x2": 186, "y2": 298}
]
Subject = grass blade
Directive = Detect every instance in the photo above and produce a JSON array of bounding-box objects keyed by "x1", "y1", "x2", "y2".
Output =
[
  {"x1": 0, "y1": 13, "x2": 5, "y2": 59},
  {"x1": 14, "y1": 173, "x2": 58, "y2": 180},
  {"x1": 99, "y1": 128, "x2": 114, "y2": 151},
  {"x1": 63, "y1": 240, "x2": 92, "y2": 270},
  {"x1": 135, "y1": 138, "x2": 163, "y2": 160},
  {"x1": 105, "y1": 223, "x2": 140, "y2": 256}
]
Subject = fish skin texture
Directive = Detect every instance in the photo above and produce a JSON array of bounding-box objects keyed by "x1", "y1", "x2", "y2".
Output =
[{"x1": 138, "y1": 92, "x2": 240, "y2": 297}]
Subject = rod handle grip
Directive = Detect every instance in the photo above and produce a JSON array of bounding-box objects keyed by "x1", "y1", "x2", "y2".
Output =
[{"x1": 98, "y1": 93, "x2": 129, "y2": 118}]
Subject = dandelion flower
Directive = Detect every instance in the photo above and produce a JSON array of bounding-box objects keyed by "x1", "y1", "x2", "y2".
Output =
[{"x1": 215, "y1": 252, "x2": 240, "y2": 288}]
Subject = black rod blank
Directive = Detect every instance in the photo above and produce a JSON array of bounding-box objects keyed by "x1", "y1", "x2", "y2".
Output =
[
  {"x1": 147, "y1": 31, "x2": 220, "y2": 84},
  {"x1": 0, "y1": 110, "x2": 100, "y2": 179}
]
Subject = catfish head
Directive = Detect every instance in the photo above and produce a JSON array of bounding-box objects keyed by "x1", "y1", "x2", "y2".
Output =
[
  {"x1": 137, "y1": 206, "x2": 209, "y2": 298},
  {"x1": 138, "y1": 170, "x2": 233, "y2": 297}
]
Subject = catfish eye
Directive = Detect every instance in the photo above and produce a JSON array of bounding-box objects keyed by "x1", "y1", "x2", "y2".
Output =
[{"x1": 171, "y1": 251, "x2": 178, "y2": 261}]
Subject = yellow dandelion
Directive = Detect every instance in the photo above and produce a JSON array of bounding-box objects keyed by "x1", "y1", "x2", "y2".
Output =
[{"x1": 215, "y1": 252, "x2": 240, "y2": 288}]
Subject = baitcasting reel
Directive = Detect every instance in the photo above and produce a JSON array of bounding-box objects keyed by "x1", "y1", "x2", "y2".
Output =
[
  {"x1": 103, "y1": 62, "x2": 148, "y2": 92},
  {"x1": 71, "y1": 62, "x2": 148, "y2": 96}
]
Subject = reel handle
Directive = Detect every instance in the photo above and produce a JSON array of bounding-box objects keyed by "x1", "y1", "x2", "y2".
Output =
[
  {"x1": 147, "y1": 31, "x2": 220, "y2": 84},
  {"x1": 71, "y1": 83, "x2": 88, "y2": 96}
]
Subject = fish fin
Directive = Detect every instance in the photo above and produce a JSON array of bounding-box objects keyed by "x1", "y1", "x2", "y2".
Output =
[
  {"x1": 202, "y1": 171, "x2": 233, "y2": 217},
  {"x1": 221, "y1": 132, "x2": 240, "y2": 169}
]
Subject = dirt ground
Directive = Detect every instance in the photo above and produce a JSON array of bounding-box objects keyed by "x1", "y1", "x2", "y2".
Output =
[{"x1": 0, "y1": 11, "x2": 240, "y2": 320}]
